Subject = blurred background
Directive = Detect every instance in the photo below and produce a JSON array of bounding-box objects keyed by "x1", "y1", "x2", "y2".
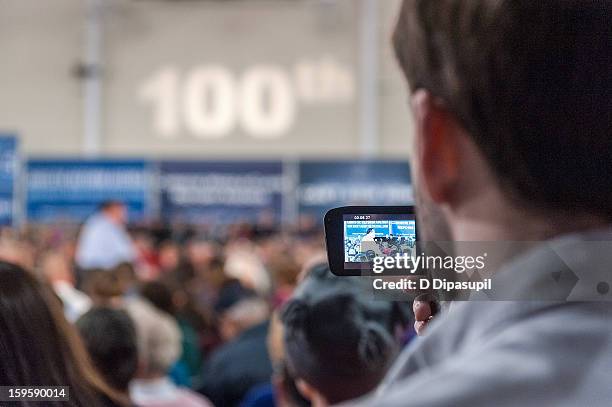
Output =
[
  {"x1": 0, "y1": 0, "x2": 414, "y2": 229},
  {"x1": 0, "y1": 2, "x2": 418, "y2": 406}
]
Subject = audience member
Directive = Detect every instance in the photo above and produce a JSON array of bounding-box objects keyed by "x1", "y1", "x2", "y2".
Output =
[
  {"x1": 133, "y1": 229, "x2": 159, "y2": 281},
  {"x1": 241, "y1": 311, "x2": 310, "y2": 407},
  {"x1": 224, "y1": 241, "x2": 271, "y2": 296},
  {"x1": 76, "y1": 307, "x2": 139, "y2": 400},
  {"x1": 199, "y1": 286, "x2": 273, "y2": 407},
  {"x1": 127, "y1": 296, "x2": 212, "y2": 407},
  {"x1": 141, "y1": 280, "x2": 204, "y2": 384},
  {"x1": 41, "y1": 251, "x2": 91, "y2": 321},
  {"x1": 266, "y1": 253, "x2": 301, "y2": 308},
  {"x1": 0, "y1": 261, "x2": 128, "y2": 406},
  {"x1": 351, "y1": 2, "x2": 612, "y2": 405},
  {"x1": 281, "y1": 264, "x2": 411, "y2": 406},
  {"x1": 0, "y1": 220, "x2": 336, "y2": 407},
  {"x1": 186, "y1": 238, "x2": 219, "y2": 277},
  {"x1": 188, "y1": 254, "x2": 227, "y2": 312},
  {"x1": 158, "y1": 240, "x2": 182, "y2": 275},
  {"x1": 0, "y1": 235, "x2": 35, "y2": 269},
  {"x1": 84, "y1": 268, "x2": 125, "y2": 306}
]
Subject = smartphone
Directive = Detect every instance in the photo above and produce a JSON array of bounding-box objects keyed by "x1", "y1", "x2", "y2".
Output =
[{"x1": 324, "y1": 206, "x2": 417, "y2": 276}]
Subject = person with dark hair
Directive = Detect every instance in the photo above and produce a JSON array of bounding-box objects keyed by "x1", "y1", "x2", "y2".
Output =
[
  {"x1": 141, "y1": 280, "x2": 176, "y2": 315},
  {"x1": 284, "y1": 295, "x2": 395, "y2": 406},
  {"x1": 348, "y1": 1, "x2": 612, "y2": 406},
  {"x1": 83, "y1": 268, "x2": 125, "y2": 305},
  {"x1": 0, "y1": 261, "x2": 128, "y2": 406},
  {"x1": 76, "y1": 307, "x2": 139, "y2": 400},
  {"x1": 281, "y1": 264, "x2": 409, "y2": 406}
]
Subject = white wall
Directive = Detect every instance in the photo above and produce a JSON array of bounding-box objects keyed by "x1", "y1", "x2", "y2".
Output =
[
  {"x1": 0, "y1": 0, "x2": 84, "y2": 155},
  {"x1": 0, "y1": 0, "x2": 414, "y2": 159}
]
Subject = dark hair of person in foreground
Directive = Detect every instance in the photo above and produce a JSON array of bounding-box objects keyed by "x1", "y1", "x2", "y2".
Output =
[
  {"x1": 76, "y1": 307, "x2": 139, "y2": 396},
  {"x1": 0, "y1": 261, "x2": 127, "y2": 407},
  {"x1": 393, "y1": 0, "x2": 612, "y2": 219},
  {"x1": 281, "y1": 264, "x2": 410, "y2": 405}
]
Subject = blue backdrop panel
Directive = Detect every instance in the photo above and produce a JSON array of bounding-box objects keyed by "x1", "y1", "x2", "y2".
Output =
[
  {"x1": 160, "y1": 161, "x2": 284, "y2": 224},
  {"x1": 27, "y1": 159, "x2": 151, "y2": 223},
  {"x1": 0, "y1": 136, "x2": 18, "y2": 226},
  {"x1": 298, "y1": 160, "x2": 413, "y2": 220}
]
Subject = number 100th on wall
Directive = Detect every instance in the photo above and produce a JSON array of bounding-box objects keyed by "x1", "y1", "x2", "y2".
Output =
[{"x1": 139, "y1": 59, "x2": 355, "y2": 140}]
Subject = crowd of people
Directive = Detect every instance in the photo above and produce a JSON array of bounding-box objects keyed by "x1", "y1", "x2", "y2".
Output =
[{"x1": 0, "y1": 201, "x2": 415, "y2": 407}]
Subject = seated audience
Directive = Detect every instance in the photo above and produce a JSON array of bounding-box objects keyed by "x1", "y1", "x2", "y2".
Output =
[
  {"x1": 0, "y1": 261, "x2": 128, "y2": 406},
  {"x1": 127, "y1": 296, "x2": 212, "y2": 407},
  {"x1": 281, "y1": 264, "x2": 411, "y2": 406},
  {"x1": 76, "y1": 307, "x2": 139, "y2": 402},
  {"x1": 198, "y1": 285, "x2": 273, "y2": 407}
]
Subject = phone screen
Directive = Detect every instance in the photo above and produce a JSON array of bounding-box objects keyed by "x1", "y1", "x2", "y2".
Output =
[{"x1": 343, "y1": 214, "x2": 416, "y2": 270}]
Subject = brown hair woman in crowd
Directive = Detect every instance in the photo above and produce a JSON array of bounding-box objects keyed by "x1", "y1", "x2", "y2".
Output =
[{"x1": 0, "y1": 261, "x2": 129, "y2": 406}]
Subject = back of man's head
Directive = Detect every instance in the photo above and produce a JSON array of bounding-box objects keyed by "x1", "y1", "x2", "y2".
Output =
[
  {"x1": 394, "y1": 0, "x2": 612, "y2": 219},
  {"x1": 140, "y1": 280, "x2": 176, "y2": 316},
  {"x1": 282, "y1": 293, "x2": 397, "y2": 405},
  {"x1": 281, "y1": 264, "x2": 409, "y2": 405},
  {"x1": 76, "y1": 307, "x2": 138, "y2": 393}
]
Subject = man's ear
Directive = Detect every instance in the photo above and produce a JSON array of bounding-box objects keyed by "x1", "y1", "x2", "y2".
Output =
[{"x1": 410, "y1": 90, "x2": 462, "y2": 207}]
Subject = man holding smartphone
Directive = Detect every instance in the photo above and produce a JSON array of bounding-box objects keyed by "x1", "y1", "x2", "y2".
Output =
[{"x1": 350, "y1": 1, "x2": 612, "y2": 406}]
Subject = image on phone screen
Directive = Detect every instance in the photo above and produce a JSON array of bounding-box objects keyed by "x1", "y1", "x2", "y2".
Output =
[{"x1": 343, "y1": 214, "x2": 416, "y2": 270}]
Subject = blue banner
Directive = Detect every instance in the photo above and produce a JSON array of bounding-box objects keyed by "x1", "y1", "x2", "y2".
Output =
[
  {"x1": 0, "y1": 136, "x2": 18, "y2": 226},
  {"x1": 391, "y1": 220, "x2": 416, "y2": 236},
  {"x1": 298, "y1": 160, "x2": 413, "y2": 220},
  {"x1": 160, "y1": 161, "x2": 284, "y2": 224},
  {"x1": 26, "y1": 159, "x2": 151, "y2": 223}
]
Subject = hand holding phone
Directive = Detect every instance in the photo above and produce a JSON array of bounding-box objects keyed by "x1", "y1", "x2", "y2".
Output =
[{"x1": 413, "y1": 293, "x2": 440, "y2": 335}]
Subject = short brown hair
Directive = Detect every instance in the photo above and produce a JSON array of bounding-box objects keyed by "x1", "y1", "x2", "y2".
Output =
[{"x1": 393, "y1": 0, "x2": 612, "y2": 217}]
